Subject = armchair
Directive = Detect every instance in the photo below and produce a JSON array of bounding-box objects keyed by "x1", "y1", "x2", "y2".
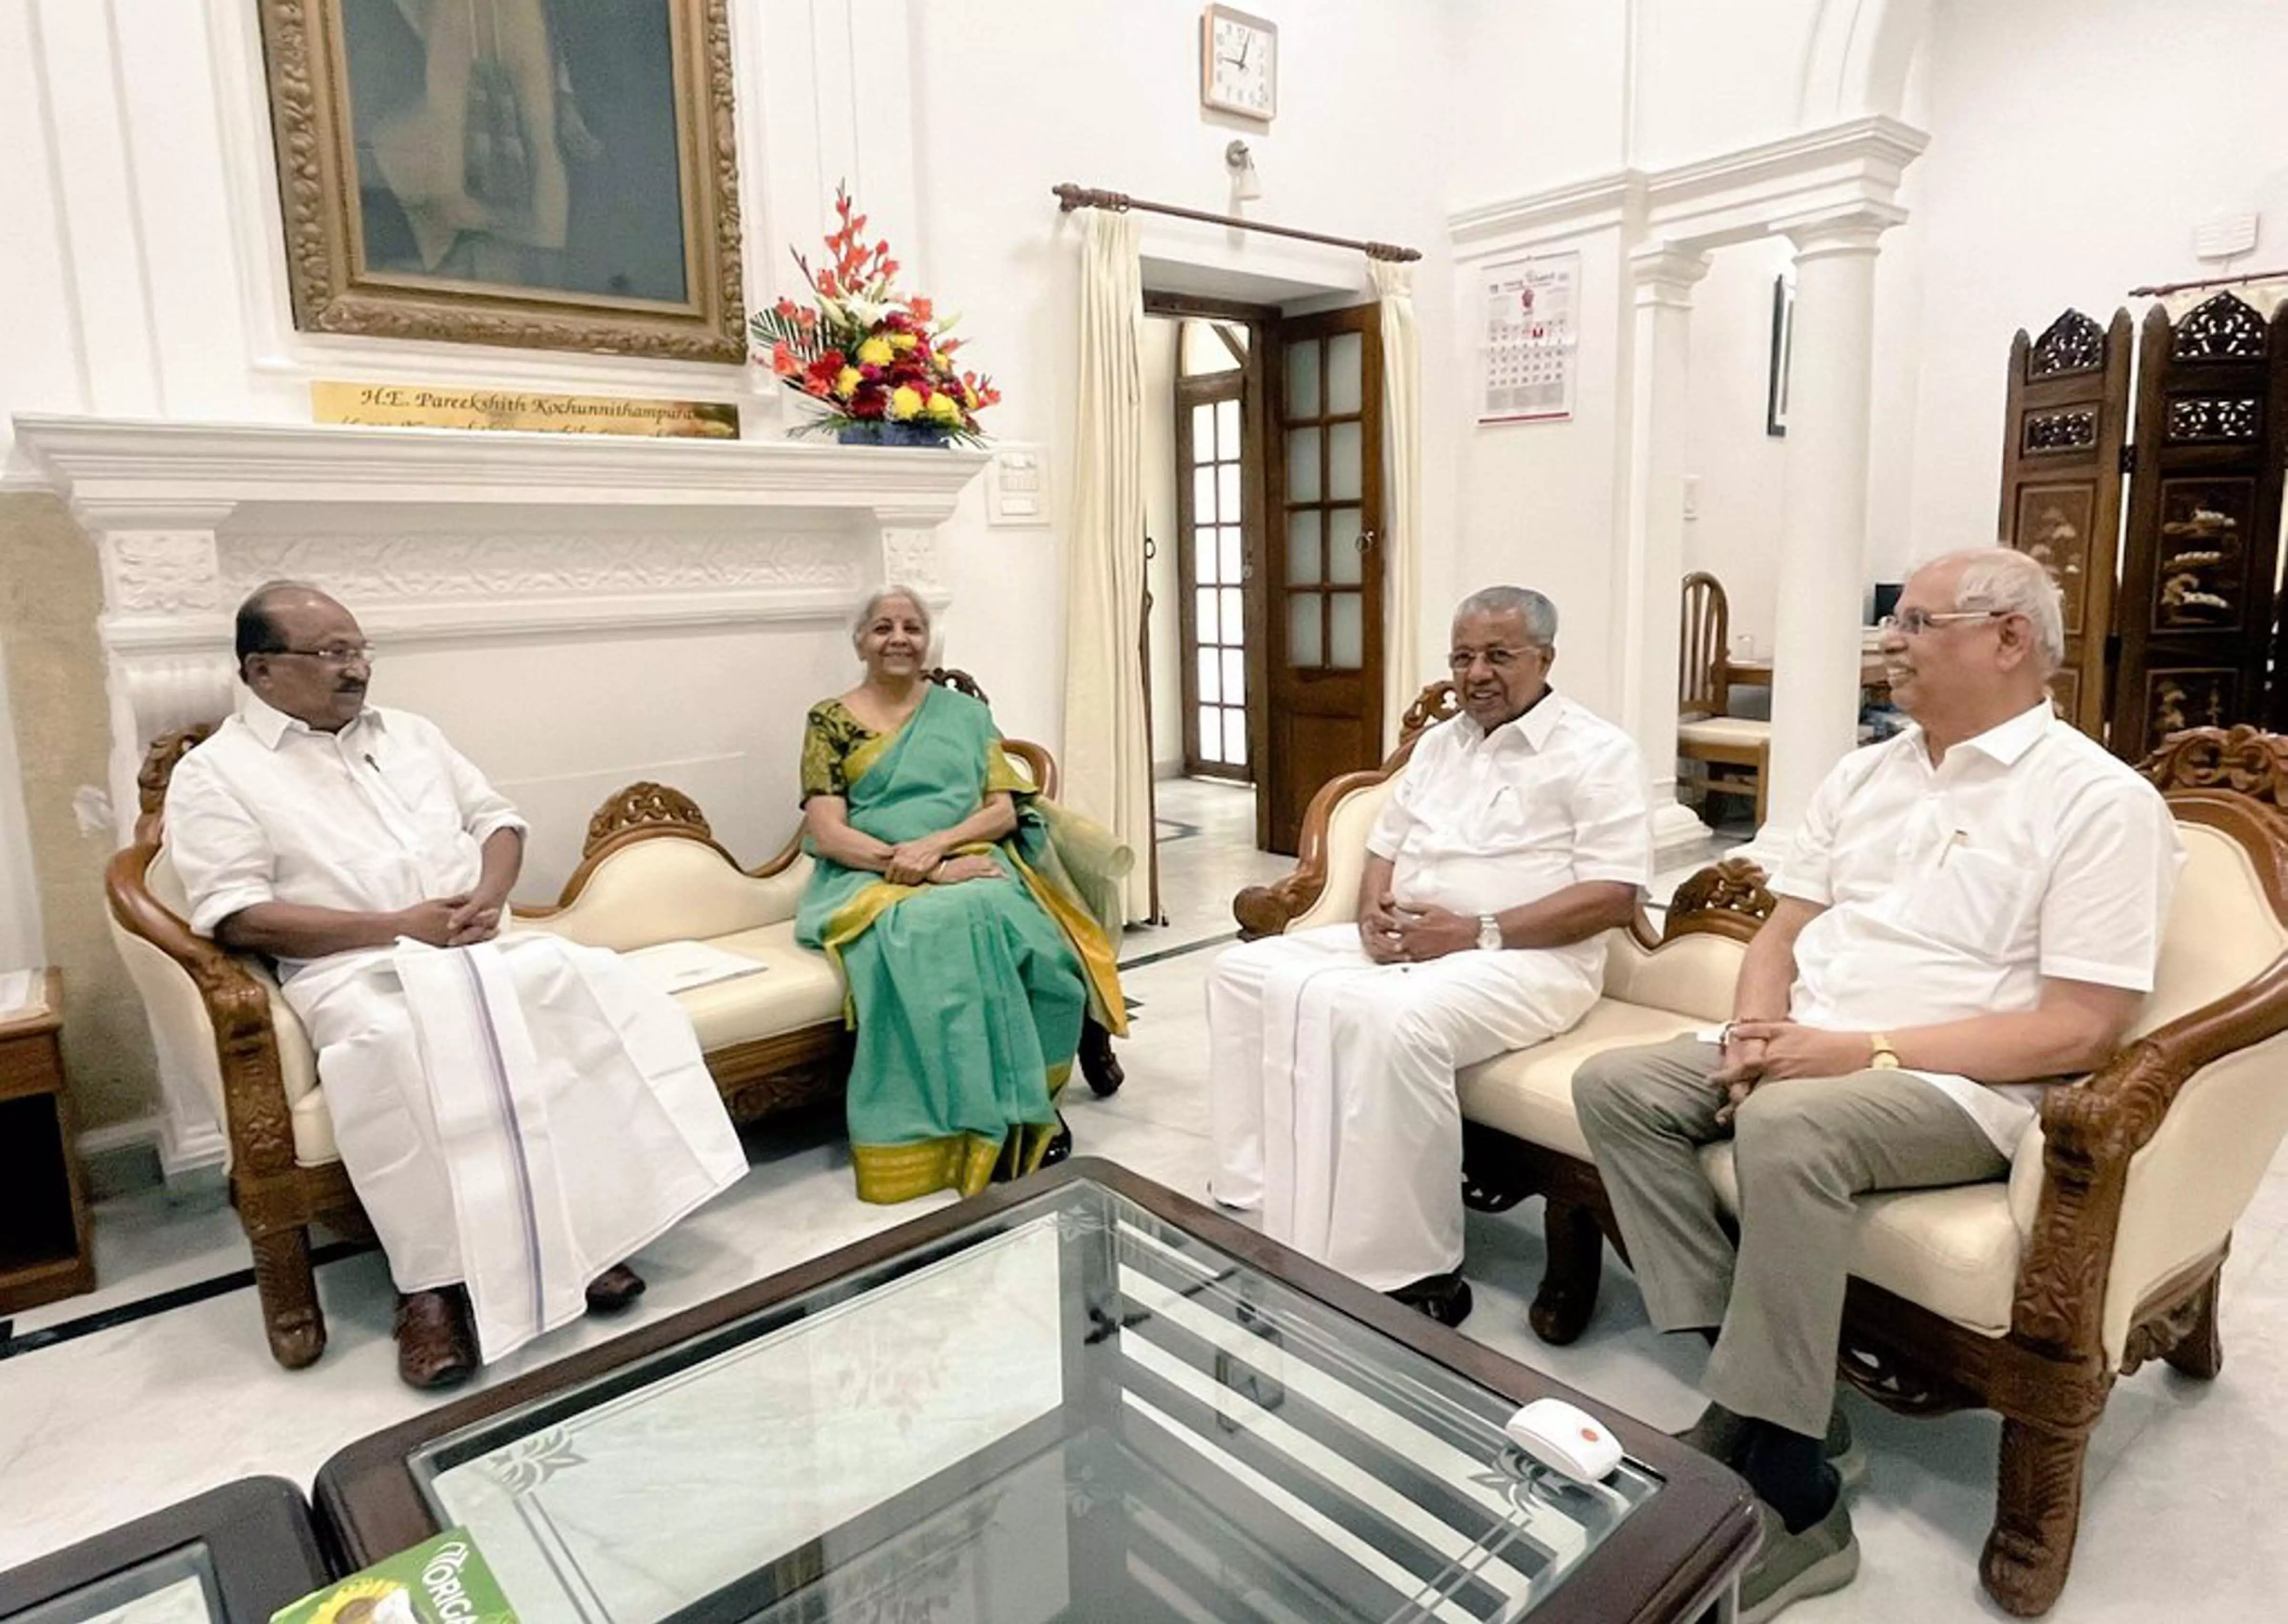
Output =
[
  {"x1": 1235, "y1": 687, "x2": 2288, "y2": 1616},
  {"x1": 104, "y1": 671, "x2": 1111, "y2": 1371}
]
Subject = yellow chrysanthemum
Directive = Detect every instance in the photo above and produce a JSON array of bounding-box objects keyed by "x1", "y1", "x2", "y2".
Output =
[
  {"x1": 927, "y1": 391, "x2": 961, "y2": 422},
  {"x1": 889, "y1": 385, "x2": 923, "y2": 420},
  {"x1": 834, "y1": 366, "x2": 862, "y2": 398},
  {"x1": 856, "y1": 337, "x2": 893, "y2": 365},
  {"x1": 890, "y1": 332, "x2": 919, "y2": 351}
]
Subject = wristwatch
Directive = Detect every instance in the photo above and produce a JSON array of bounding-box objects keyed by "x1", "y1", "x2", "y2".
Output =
[
  {"x1": 1869, "y1": 1033, "x2": 1901, "y2": 1070},
  {"x1": 1477, "y1": 913, "x2": 1504, "y2": 952}
]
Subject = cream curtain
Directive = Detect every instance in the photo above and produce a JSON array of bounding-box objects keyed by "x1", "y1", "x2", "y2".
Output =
[
  {"x1": 1371, "y1": 257, "x2": 1423, "y2": 751},
  {"x1": 1061, "y1": 210, "x2": 1154, "y2": 924}
]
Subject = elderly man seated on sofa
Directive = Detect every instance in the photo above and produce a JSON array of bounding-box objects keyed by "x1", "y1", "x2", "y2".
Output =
[
  {"x1": 1208, "y1": 585, "x2": 1652, "y2": 1326},
  {"x1": 165, "y1": 581, "x2": 748, "y2": 1390},
  {"x1": 1573, "y1": 547, "x2": 2183, "y2": 1622}
]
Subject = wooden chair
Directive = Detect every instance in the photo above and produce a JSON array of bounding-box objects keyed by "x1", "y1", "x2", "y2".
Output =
[
  {"x1": 103, "y1": 671, "x2": 1111, "y2": 1370},
  {"x1": 1237, "y1": 694, "x2": 2288, "y2": 1616},
  {"x1": 1676, "y1": 571, "x2": 1770, "y2": 824}
]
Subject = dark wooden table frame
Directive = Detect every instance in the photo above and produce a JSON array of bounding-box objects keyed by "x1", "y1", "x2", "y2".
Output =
[
  {"x1": 0, "y1": 1476, "x2": 331, "y2": 1623},
  {"x1": 316, "y1": 1159, "x2": 1757, "y2": 1624}
]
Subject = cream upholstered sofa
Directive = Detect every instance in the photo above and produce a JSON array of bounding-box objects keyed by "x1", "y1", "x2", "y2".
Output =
[
  {"x1": 1234, "y1": 687, "x2": 2288, "y2": 1619},
  {"x1": 106, "y1": 675, "x2": 1115, "y2": 1374}
]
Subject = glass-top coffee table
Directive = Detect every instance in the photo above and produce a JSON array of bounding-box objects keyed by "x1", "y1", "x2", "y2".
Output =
[
  {"x1": 317, "y1": 1161, "x2": 1756, "y2": 1623},
  {"x1": 0, "y1": 1478, "x2": 330, "y2": 1624}
]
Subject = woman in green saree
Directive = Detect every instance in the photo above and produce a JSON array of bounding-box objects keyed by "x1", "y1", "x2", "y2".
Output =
[{"x1": 797, "y1": 587, "x2": 1127, "y2": 1203}]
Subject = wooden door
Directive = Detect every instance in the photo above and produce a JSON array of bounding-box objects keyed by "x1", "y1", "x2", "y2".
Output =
[
  {"x1": 1998, "y1": 308, "x2": 2132, "y2": 738},
  {"x1": 1175, "y1": 369, "x2": 1253, "y2": 782},
  {"x1": 2111, "y1": 294, "x2": 2288, "y2": 758},
  {"x1": 1262, "y1": 305, "x2": 1384, "y2": 855}
]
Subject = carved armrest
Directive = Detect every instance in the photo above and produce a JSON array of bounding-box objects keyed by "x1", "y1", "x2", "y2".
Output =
[
  {"x1": 1234, "y1": 765, "x2": 1404, "y2": 938},
  {"x1": 2011, "y1": 959, "x2": 2288, "y2": 1355},
  {"x1": 103, "y1": 843, "x2": 301, "y2": 1180},
  {"x1": 1660, "y1": 856, "x2": 1776, "y2": 946},
  {"x1": 1232, "y1": 680, "x2": 1460, "y2": 939}
]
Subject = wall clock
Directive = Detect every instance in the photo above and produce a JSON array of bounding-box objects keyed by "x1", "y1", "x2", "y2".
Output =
[{"x1": 1201, "y1": 5, "x2": 1277, "y2": 122}]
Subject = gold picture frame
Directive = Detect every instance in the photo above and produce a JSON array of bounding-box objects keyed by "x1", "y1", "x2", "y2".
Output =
[{"x1": 257, "y1": 0, "x2": 746, "y2": 362}]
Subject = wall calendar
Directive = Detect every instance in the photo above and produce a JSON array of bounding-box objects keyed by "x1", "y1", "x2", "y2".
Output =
[{"x1": 1477, "y1": 251, "x2": 1579, "y2": 425}]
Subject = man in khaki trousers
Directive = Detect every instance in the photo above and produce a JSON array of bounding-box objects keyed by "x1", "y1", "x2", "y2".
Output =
[{"x1": 1574, "y1": 549, "x2": 2182, "y2": 1623}]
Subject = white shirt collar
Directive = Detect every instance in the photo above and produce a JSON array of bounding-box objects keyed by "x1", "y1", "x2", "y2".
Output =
[
  {"x1": 239, "y1": 689, "x2": 378, "y2": 750},
  {"x1": 1461, "y1": 689, "x2": 1566, "y2": 751},
  {"x1": 1900, "y1": 699, "x2": 2052, "y2": 773}
]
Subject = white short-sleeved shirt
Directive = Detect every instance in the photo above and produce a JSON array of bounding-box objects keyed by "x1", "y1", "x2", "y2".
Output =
[
  {"x1": 1367, "y1": 692, "x2": 1652, "y2": 972},
  {"x1": 1773, "y1": 700, "x2": 2184, "y2": 1150},
  {"x1": 165, "y1": 693, "x2": 528, "y2": 982}
]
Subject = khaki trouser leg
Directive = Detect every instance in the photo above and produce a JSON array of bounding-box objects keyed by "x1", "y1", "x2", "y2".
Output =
[
  {"x1": 1576, "y1": 1039, "x2": 2012, "y2": 1439},
  {"x1": 1573, "y1": 1036, "x2": 1740, "y2": 1330},
  {"x1": 1707, "y1": 1070, "x2": 2007, "y2": 1436}
]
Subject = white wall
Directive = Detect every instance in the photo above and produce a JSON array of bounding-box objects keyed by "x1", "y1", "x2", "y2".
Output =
[{"x1": 1898, "y1": 0, "x2": 2288, "y2": 564}]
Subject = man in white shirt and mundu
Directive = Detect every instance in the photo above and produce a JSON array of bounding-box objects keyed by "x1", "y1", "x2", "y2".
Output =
[
  {"x1": 166, "y1": 583, "x2": 747, "y2": 1390},
  {"x1": 1575, "y1": 547, "x2": 2181, "y2": 1621},
  {"x1": 1209, "y1": 586, "x2": 1653, "y2": 1326}
]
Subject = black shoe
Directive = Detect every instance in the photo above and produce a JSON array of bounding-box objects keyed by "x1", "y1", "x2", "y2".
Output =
[
  {"x1": 1040, "y1": 1112, "x2": 1074, "y2": 1167},
  {"x1": 584, "y1": 1262, "x2": 647, "y2": 1315},
  {"x1": 1387, "y1": 1268, "x2": 1473, "y2": 1328}
]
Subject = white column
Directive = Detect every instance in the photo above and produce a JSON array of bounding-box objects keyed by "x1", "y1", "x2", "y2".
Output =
[
  {"x1": 1618, "y1": 244, "x2": 1712, "y2": 863},
  {"x1": 1757, "y1": 204, "x2": 1904, "y2": 850}
]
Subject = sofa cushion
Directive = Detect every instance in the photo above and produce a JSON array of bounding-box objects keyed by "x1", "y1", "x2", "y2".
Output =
[
  {"x1": 667, "y1": 923, "x2": 848, "y2": 1050},
  {"x1": 1699, "y1": 1143, "x2": 2017, "y2": 1335},
  {"x1": 291, "y1": 922, "x2": 848, "y2": 1167},
  {"x1": 1458, "y1": 1002, "x2": 1706, "y2": 1161}
]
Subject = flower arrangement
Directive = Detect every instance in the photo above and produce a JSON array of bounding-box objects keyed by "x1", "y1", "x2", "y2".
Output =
[{"x1": 751, "y1": 184, "x2": 1000, "y2": 446}]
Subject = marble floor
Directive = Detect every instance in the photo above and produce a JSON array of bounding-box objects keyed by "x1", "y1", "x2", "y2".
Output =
[{"x1": 4, "y1": 787, "x2": 2284, "y2": 1621}]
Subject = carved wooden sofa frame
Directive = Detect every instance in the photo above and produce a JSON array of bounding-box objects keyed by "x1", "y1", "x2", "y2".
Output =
[
  {"x1": 104, "y1": 670, "x2": 1115, "y2": 1373},
  {"x1": 1234, "y1": 685, "x2": 2288, "y2": 1617}
]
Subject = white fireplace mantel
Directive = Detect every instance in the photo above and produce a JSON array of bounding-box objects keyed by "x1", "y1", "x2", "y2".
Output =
[
  {"x1": 12, "y1": 416, "x2": 991, "y2": 521},
  {"x1": 14, "y1": 415, "x2": 990, "y2": 652}
]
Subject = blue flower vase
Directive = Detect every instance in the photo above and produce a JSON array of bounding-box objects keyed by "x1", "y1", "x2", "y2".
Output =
[{"x1": 836, "y1": 421, "x2": 954, "y2": 448}]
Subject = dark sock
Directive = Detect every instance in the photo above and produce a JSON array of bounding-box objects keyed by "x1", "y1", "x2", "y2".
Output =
[{"x1": 1741, "y1": 1425, "x2": 1839, "y2": 1534}]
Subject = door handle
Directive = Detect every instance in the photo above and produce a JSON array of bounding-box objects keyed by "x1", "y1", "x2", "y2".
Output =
[{"x1": 1356, "y1": 529, "x2": 1377, "y2": 553}]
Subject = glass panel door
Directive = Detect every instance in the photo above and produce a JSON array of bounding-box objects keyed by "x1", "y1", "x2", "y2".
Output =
[
  {"x1": 1176, "y1": 355, "x2": 1253, "y2": 781},
  {"x1": 1262, "y1": 304, "x2": 1383, "y2": 854}
]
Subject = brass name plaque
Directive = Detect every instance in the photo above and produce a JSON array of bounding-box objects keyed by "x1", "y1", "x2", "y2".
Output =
[{"x1": 312, "y1": 382, "x2": 739, "y2": 439}]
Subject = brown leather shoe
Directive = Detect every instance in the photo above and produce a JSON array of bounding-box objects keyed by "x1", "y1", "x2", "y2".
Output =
[
  {"x1": 585, "y1": 1262, "x2": 646, "y2": 1314},
  {"x1": 395, "y1": 1289, "x2": 477, "y2": 1390}
]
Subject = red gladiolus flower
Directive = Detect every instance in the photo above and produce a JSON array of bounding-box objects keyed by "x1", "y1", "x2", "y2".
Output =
[
  {"x1": 909, "y1": 297, "x2": 934, "y2": 322},
  {"x1": 770, "y1": 342, "x2": 796, "y2": 375}
]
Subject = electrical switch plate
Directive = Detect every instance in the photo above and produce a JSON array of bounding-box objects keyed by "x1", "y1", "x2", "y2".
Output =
[{"x1": 987, "y1": 444, "x2": 1051, "y2": 526}]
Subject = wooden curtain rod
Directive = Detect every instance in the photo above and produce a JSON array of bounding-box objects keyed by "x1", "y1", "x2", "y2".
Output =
[
  {"x1": 1052, "y1": 183, "x2": 1421, "y2": 263},
  {"x1": 2128, "y1": 266, "x2": 2288, "y2": 297}
]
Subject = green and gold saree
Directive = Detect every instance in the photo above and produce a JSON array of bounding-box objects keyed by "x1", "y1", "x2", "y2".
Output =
[{"x1": 796, "y1": 684, "x2": 1126, "y2": 1203}]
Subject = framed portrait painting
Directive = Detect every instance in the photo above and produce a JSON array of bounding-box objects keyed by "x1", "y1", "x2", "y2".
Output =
[{"x1": 257, "y1": 0, "x2": 746, "y2": 362}]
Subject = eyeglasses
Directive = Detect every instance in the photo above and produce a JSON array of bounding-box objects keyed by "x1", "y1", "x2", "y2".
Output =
[
  {"x1": 1877, "y1": 609, "x2": 2007, "y2": 638},
  {"x1": 263, "y1": 644, "x2": 376, "y2": 666},
  {"x1": 1448, "y1": 645, "x2": 1541, "y2": 672}
]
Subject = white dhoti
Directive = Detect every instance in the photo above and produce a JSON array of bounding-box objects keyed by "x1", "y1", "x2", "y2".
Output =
[
  {"x1": 285, "y1": 933, "x2": 747, "y2": 1362},
  {"x1": 1206, "y1": 924, "x2": 1601, "y2": 1291}
]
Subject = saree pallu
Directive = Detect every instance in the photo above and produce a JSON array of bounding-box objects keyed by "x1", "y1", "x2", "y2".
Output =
[{"x1": 796, "y1": 686, "x2": 1126, "y2": 1203}]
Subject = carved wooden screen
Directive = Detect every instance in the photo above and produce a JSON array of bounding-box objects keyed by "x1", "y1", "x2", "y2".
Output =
[
  {"x1": 1999, "y1": 309, "x2": 2132, "y2": 737},
  {"x1": 2110, "y1": 294, "x2": 2288, "y2": 758}
]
